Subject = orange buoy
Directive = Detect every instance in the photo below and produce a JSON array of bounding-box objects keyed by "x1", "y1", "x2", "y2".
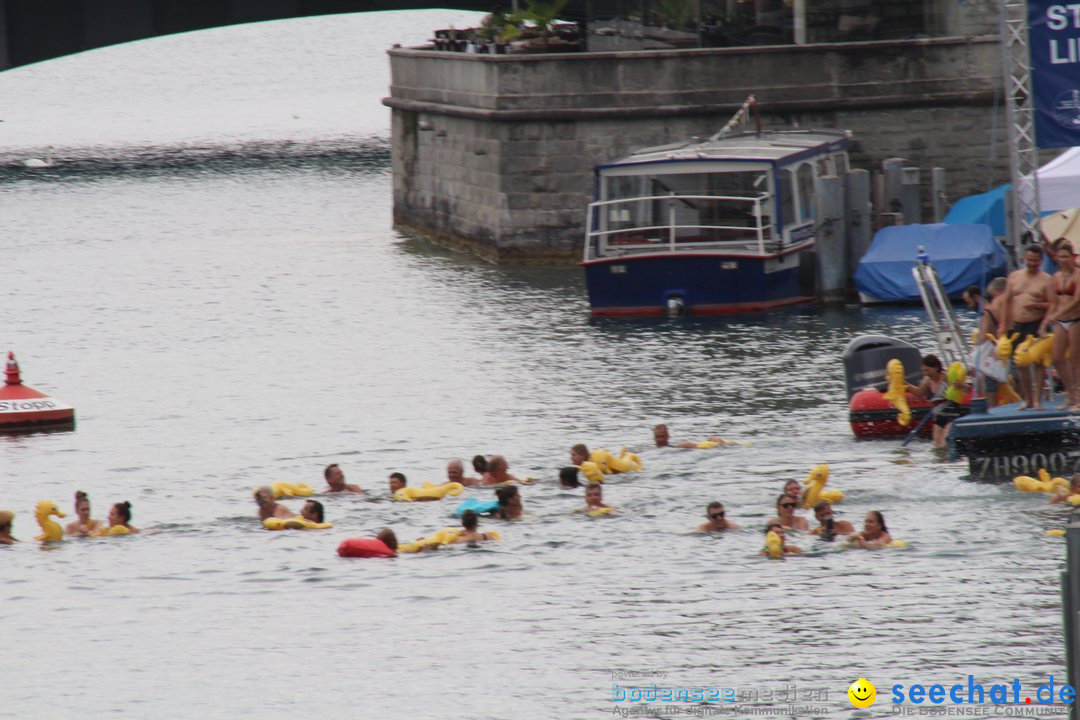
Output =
[{"x1": 0, "y1": 353, "x2": 75, "y2": 432}]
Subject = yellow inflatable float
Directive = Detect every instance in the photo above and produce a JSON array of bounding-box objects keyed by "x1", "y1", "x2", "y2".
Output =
[
  {"x1": 397, "y1": 527, "x2": 501, "y2": 553},
  {"x1": 763, "y1": 531, "x2": 783, "y2": 558},
  {"x1": 882, "y1": 358, "x2": 911, "y2": 426},
  {"x1": 576, "y1": 461, "x2": 606, "y2": 484},
  {"x1": 270, "y1": 482, "x2": 314, "y2": 498},
  {"x1": 801, "y1": 464, "x2": 844, "y2": 510},
  {"x1": 1013, "y1": 468, "x2": 1071, "y2": 494},
  {"x1": 263, "y1": 516, "x2": 333, "y2": 530},
  {"x1": 590, "y1": 447, "x2": 642, "y2": 474},
  {"x1": 34, "y1": 500, "x2": 66, "y2": 542},
  {"x1": 393, "y1": 481, "x2": 465, "y2": 502},
  {"x1": 94, "y1": 525, "x2": 133, "y2": 537},
  {"x1": 1014, "y1": 333, "x2": 1054, "y2": 368}
]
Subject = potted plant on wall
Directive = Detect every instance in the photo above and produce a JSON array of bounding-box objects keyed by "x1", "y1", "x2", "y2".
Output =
[{"x1": 503, "y1": 0, "x2": 575, "y2": 51}]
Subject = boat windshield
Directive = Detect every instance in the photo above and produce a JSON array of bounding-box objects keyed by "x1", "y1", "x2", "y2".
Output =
[{"x1": 592, "y1": 169, "x2": 773, "y2": 254}]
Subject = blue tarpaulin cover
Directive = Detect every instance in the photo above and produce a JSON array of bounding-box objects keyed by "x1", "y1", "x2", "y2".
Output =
[
  {"x1": 942, "y1": 185, "x2": 1009, "y2": 237},
  {"x1": 854, "y1": 223, "x2": 1008, "y2": 302}
]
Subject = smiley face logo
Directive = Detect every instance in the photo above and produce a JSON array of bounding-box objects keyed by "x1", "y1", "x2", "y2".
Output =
[{"x1": 847, "y1": 678, "x2": 877, "y2": 708}]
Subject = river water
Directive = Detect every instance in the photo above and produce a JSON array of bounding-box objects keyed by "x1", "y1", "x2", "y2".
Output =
[{"x1": 0, "y1": 12, "x2": 1070, "y2": 720}]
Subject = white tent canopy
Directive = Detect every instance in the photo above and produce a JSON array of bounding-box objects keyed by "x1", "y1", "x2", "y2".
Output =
[{"x1": 1022, "y1": 146, "x2": 1080, "y2": 212}]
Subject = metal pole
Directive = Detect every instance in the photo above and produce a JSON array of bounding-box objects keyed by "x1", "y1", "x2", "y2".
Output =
[{"x1": 998, "y1": 0, "x2": 1042, "y2": 257}]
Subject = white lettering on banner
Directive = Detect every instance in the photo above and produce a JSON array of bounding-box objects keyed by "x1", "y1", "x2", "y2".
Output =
[
  {"x1": 0, "y1": 398, "x2": 72, "y2": 414},
  {"x1": 1046, "y1": 4, "x2": 1080, "y2": 30},
  {"x1": 1051, "y1": 37, "x2": 1080, "y2": 63}
]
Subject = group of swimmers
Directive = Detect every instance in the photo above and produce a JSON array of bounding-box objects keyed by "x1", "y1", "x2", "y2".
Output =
[
  {"x1": 240, "y1": 424, "x2": 895, "y2": 557},
  {"x1": 0, "y1": 490, "x2": 138, "y2": 544}
]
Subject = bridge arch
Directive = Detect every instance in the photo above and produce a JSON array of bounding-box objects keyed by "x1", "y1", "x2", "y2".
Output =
[{"x1": 0, "y1": 0, "x2": 499, "y2": 70}]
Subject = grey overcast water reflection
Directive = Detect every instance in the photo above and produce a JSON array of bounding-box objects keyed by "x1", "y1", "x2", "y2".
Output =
[{"x1": 0, "y1": 12, "x2": 1067, "y2": 720}]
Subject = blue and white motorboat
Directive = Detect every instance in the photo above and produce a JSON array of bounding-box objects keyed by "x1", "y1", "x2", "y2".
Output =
[{"x1": 581, "y1": 127, "x2": 851, "y2": 316}]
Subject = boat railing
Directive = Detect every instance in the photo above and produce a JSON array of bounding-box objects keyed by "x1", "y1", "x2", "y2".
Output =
[{"x1": 584, "y1": 192, "x2": 773, "y2": 261}]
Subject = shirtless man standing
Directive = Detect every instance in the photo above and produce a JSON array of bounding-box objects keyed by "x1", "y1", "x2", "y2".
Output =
[{"x1": 1003, "y1": 244, "x2": 1054, "y2": 409}]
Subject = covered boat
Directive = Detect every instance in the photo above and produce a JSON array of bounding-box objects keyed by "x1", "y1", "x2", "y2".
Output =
[
  {"x1": 581, "y1": 126, "x2": 851, "y2": 316},
  {"x1": 854, "y1": 224, "x2": 1008, "y2": 303}
]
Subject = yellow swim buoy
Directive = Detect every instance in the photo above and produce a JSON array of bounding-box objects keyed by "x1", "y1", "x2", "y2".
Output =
[
  {"x1": 94, "y1": 524, "x2": 132, "y2": 537},
  {"x1": 270, "y1": 482, "x2": 314, "y2": 498},
  {"x1": 1047, "y1": 529, "x2": 1067, "y2": 537},
  {"x1": 393, "y1": 481, "x2": 465, "y2": 502},
  {"x1": 585, "y1": 506, "x2": 615, "y2": 518},
  {"x1": 882, "y1": 358, "x2": 911, "y2": 426},
  {"x1": 263, "y1": 516, "x2": 333, "y2": 531}
]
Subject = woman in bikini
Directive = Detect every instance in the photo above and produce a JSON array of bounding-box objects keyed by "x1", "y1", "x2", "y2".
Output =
[{"x1": 1046, "y1": 241, "x2": 1080, "y2": 410}]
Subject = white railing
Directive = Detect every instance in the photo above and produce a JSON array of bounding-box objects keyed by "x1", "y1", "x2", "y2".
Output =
[{"x1": 584, "y1": 192, "x2": 774, "y2": 261}]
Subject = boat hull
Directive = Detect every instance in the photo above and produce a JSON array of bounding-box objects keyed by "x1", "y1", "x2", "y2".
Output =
[
  {"x1": 848, "y1": 388, "x2": 934, "y2": 439},
  {"x1": 582, "y1": 250, "x2": 814, "y2": 316},
  {"x1": 949, "y1": 399, "x2": 1080, "y2": 481}
]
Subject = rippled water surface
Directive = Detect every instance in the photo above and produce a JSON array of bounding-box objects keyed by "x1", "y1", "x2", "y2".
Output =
[{"x1": 0, "y1": 12, "x2": 1071, "y2": 720}]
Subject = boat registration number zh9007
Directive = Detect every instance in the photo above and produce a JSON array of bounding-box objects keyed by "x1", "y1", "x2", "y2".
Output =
[{"x1": 971, "y1": 450, "x2": 1080, "y2": 481}]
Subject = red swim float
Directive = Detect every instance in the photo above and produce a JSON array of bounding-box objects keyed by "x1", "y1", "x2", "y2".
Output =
[
  {"x1": 337, "y1": 537, "x2": 396, "y2": 558},
  {"x1": 0, "y1": 353, "x2": 76, "y2": 433}
]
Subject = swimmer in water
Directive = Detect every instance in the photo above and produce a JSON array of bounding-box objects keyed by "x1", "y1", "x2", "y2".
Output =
[
  {"x1": 492, "y1": 485, "x2": 524, "y2": 520},
  {"x1": 574, "y1": 483, "x2": 615, "y2": 514},
  {"x1": 376, "y1": 528, "x2": 398, "y2": 552},
  {"x1": 324, "y1": 464, "x2": 363, "y2": 494},
  {"x1": 559, "y1": 466, "x2": 582, "y2": 488},
  {"x1": 847, "y1": 511, "x2": 892, "y2": 548},
  {"x1": 810, "y1": 500, "x2": 854, "y2": 540},
  {"x1": 451, "y1": 509, "x2": 495, "y2": 543},
  {"x1": 300, "y1": 500, "x2": 325, "y2": 524},
  {"x1": 0, "y1": 510, "x2": 16, "y2": 545},
  {"x1": 782, "y1": 479, "x2": 801, "y2": 506},
  {"x1": 1050, "y1": 474, "x2": 1080, "y2": 504},
  {"x1": 65, "y1": 490, "x2": 103, "y2": 537},
  {"x1": 254, "y1": 486, "x2": 293, "y2": 521},
  {"x1": 447, "y1": 458, "x2": 480, "y2": 488},
  {"x1": 697, "y1": 501, "x2": 739, "y2": 532},
  {"x1": 570, "y1": 443, "x2": 590, "y2": 466},
  {"x1": 652, "y1": 424, "x2": 729, "y2": 448},
  {"x1": 472, "y1": 455, "x2": 489, "y2": 475},
  {"x1": 482, "y1": 455, "x2": 528, "y2": 485},
  {"x1": 106, "y1": 501, "x2": 140, "y2": 534},
  {"x1": 762, "y1": 521, "x2": 802, "y2": 555},
  {"x1": 775, "y1": 494, "x2": 808, "y2": 531},
  {"x1": 388, "y1": 472, "x2": 407, "y2": 494}
]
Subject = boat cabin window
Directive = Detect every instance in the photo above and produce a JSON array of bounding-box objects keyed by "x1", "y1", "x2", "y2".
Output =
[
  {"x1": 601, "y1": 169, "x2": 772, "y2": 245},
  {"x1": 796, "y1": 163, "x2": 815, "y2": 222},
  {"x1": 779, "y1": 169, "x2": 796, "y2": 229}
]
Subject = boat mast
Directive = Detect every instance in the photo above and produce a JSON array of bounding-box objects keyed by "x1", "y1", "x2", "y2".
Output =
[{"x1": 999, "y1": 0, "x2": 1042, "y2": 259}]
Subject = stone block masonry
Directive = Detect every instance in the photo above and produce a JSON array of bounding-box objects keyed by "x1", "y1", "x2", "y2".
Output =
[{"x1": 385, "y1": 36, "x2": 1006, "y2": 264}]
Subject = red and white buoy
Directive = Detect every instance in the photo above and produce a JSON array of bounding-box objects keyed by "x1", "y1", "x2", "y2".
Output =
[{"x1": 0, "y1": 352, "x2": 76, "y2": 432}]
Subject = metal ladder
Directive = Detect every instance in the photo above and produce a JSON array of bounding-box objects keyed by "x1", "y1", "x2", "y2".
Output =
[{"x1": 912, "y1": 247, "x2": 970, "y2": 368}]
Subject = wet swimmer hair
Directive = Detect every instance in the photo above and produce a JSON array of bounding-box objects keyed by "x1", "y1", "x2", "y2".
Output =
[
  {"x1": 389, "y1": 471, "x2": 407, "y2": 487},
  {"x1": 571, "y1": 443, "x2": 589, "y2": 457},
  {"x1": 254, "y1": 486, "x2": 273, "y2": 503},
  {"x1": 472, "y1": 455, "x2": 488, "y2": 474},
  {"x1": 114, "y1": 501, "x2": 132, "y2": 523},
  {"x1": 306, "y1": 500, "x2": 325, "y2": 523},
  {"x1": 323, "y1": 463, "x2": 340, "y2": 479},
  {"x1": 0, "y1": 510, "x2": 13, "y2": 532},
  {"x1": 495, "y1": 485, "x2": 519, "y2": 506},
  {"x1": 377, "y1": 528, "x2": 398, "y2": 551},
  {"x1": 559, "y1": 466, "x2": 581, "y2": 488},
  {"x1": 870, "y1": 510, "x2": 887, "y2": 531},
  {"x1": 461, "y1": 509, "x2": 479, "y2": 530},
  {"x1": 921, "y1": 354, "x2": 943, "y2": 372}
]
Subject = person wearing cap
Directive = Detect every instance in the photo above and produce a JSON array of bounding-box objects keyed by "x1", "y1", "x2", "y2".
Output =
[{"x1": 0, "y1": 510, "x2": 16, "y2": 544}]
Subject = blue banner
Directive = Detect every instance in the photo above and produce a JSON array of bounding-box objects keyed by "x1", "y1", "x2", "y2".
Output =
[{"x1": 1029, "y1": 0, "x2": 1080, "y2": 148}]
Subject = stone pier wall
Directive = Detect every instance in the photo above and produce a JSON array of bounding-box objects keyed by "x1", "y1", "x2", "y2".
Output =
[{"x1": 385, "y1": 36, "x2": 1004, "y2": 263}]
